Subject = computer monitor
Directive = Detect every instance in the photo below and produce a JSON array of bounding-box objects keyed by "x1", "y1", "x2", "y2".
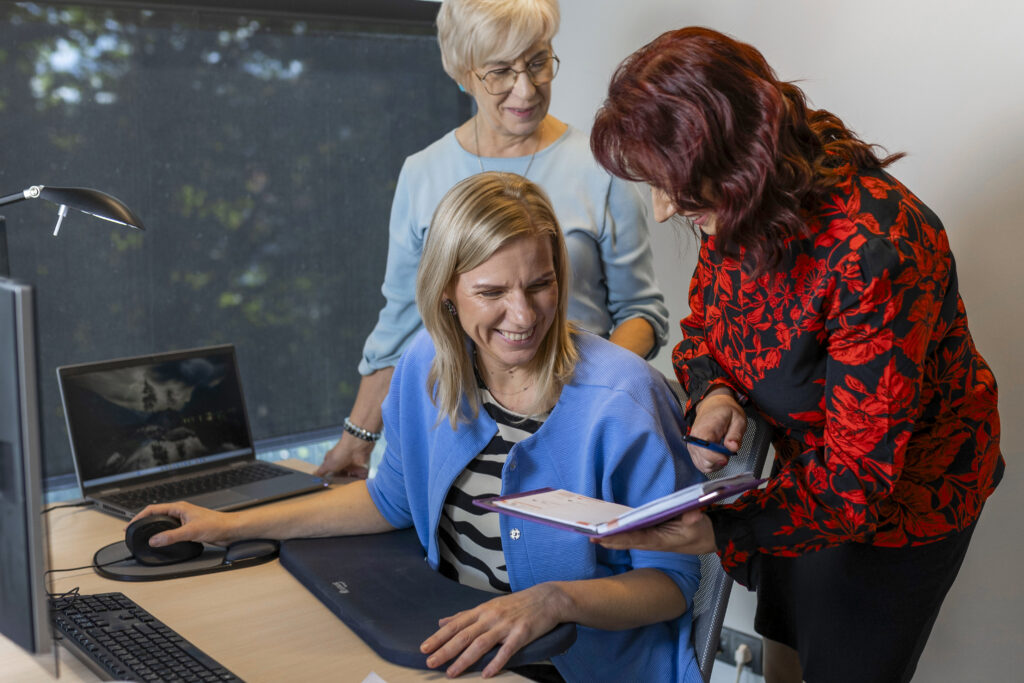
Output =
[{"x1": 0, "y1": 276, "x2": 56, "y2": 673}]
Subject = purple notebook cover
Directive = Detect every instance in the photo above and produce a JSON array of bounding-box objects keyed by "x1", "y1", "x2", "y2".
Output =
[{"x1": 474, "y1": 478, "x2": 764, "y2": 538}]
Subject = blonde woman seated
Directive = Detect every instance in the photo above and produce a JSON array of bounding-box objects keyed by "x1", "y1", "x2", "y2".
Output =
[{"x1": 133, "y1": 172, "x2": 703, "y2": 682}]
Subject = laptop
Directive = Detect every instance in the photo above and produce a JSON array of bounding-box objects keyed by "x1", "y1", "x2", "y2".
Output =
[{"x1": 57, "y1": 344, "x2": 329, "y2": 519}]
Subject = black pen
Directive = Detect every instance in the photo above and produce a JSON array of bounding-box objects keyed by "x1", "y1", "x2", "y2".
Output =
[{"x1": 681, "y1": 434, "x2": 735, "y2": 457}]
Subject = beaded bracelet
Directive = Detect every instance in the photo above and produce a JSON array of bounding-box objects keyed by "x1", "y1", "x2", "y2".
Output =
[{"x1": 343, "y1": 416, "x2": 382, "y2": 442}]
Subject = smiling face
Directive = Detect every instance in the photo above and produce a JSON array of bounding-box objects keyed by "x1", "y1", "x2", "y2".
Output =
[
  {"x1": 447, "y1": 234, "x2": 558, "y2": 379},
  {"x1": 468, "y1": 41, "x2": 554, "y2": 144},
  {"x1": 651, "y1": 186, "x2": 718, "y2": 234}
]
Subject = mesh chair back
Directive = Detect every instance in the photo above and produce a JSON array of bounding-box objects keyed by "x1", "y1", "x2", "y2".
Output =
[{"x1": 666, "y1": 379, "x2": 772, "y2": 683}]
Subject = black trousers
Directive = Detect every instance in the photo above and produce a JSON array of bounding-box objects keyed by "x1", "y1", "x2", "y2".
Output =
[{"x1": 754, "y1": 521, "x2": 978, "y2": 683}]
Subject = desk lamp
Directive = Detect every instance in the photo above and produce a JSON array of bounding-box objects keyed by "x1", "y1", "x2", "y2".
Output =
[{"x1": 0, "y1": 184, "x2": 145, "y2": 277}]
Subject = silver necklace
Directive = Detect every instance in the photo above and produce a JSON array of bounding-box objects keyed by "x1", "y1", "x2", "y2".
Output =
[
  {"x1": 472, "y1": 348, "x2": 535, "y2": 398},
  {"x1": 473, "y1": 115, "x2": 539, "y2": 178}
]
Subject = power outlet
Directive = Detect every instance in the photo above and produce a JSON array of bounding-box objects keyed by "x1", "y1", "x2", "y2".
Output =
[{"x1": 715, "y1": 626, "x2": 764, "y2": 675}]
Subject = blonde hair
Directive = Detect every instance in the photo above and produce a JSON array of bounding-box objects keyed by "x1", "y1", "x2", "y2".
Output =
[
  {"x1": 417, "y1": 172, "x2": 578, "y2": 428},
  {"x1": 437, "y1": 0, "x2": 560, "y2": 90}
]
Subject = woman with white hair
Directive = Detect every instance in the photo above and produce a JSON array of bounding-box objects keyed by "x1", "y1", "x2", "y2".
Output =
[
  {"x1": 318, "y1": 0, "x2": 668, "y2": 480},
  {"x1": 133, "y1": 173, "x2": 702, "y2": 682}
]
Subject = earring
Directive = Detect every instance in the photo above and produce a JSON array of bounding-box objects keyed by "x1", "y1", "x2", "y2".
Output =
[{"x1": 444, "y1": 299, "x2": 457, "y2": 317}]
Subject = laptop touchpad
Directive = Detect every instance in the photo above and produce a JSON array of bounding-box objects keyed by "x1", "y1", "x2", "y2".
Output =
[{"x1": 187, "y1": 490, "x2": 249, "y2": 508}]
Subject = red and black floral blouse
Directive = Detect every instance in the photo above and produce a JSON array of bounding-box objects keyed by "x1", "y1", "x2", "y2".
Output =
[{"x1": 673, "y1": 167, "x2": 1004, "y2": 587}]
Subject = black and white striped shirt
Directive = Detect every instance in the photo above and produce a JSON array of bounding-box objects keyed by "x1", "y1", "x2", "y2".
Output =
[{"x1": 437, "y1": 387, "x2": 547, "y2": 593}]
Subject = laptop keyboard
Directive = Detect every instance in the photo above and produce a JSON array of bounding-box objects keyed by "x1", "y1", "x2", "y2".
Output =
[
  {"x1": 51, "y1": 591, "x2": 241, "y2": 682},
  {"x1": 104, "y1": 461, "x2": 288, "y2": 511}
]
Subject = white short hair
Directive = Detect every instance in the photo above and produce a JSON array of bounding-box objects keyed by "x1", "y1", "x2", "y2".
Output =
[{"x1": 437, "y1": 0, "x2": 560, "y2": 89}]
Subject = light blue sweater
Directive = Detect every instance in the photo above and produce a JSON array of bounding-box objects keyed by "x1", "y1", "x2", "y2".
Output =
[
  {"x1": 367, "y1": 330, "x2": 703, "y2": 682},
  {"x1": 358, "y1": 126, "x2": 669, "y2": 374}
]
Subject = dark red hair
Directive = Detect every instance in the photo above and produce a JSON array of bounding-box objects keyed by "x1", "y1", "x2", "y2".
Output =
[{"x1": 591, "y1": 27, "x2": 902, "y2": 273}]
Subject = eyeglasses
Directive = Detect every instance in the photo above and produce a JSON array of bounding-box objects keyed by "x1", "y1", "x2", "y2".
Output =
[{"x1": 474, "y1": 54, "x2": 560, "y2": 96}]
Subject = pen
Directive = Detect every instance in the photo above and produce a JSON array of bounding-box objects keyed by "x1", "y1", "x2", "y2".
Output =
[{"x1": 681, "y1": 434, "x2": 735, "y2": 457}]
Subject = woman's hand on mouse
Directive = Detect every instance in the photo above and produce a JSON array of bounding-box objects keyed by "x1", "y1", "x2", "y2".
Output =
[{"x1": 129, "y1": 502, "x2": 237, "y2": 547}]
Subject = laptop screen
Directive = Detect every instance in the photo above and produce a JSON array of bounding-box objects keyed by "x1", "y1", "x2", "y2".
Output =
[{"x1": 58, "y1": 345, "x2": 254, "y2": 491}]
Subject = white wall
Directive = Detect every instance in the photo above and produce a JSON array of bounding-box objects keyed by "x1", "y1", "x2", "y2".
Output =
[{"x1": 552, "y1": 2, "x2": 1023, "y2": 680}]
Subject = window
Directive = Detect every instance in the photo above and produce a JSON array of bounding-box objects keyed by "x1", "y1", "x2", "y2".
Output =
[{"x1": 0, "y1": 1, "x2": 469, "y2": 480}]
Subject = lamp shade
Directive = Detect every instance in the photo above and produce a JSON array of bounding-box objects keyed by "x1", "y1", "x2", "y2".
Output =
[
  {"x1": 0, "y1": 185, "x2": 145, "y2": 231},
  {"x1": 36, "y1": 186, "x2": 145, "y2": 230}
]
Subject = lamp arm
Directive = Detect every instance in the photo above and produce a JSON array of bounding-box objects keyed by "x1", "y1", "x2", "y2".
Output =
[{"x1": 0, "y1": 186, "x2": 42, "y2": 208}]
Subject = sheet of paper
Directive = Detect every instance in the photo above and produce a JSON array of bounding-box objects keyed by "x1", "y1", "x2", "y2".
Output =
[{"x1": 492, "y1": 489, "x2": 632, "y2": 530}]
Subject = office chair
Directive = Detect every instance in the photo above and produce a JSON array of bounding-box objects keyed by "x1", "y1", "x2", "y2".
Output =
[{"x1": 665, "y1": 379, "x2": 773, "y2": 683}]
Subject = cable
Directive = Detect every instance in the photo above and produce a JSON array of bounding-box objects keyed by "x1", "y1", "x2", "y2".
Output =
[
  {"x1": 733, "y1": 642, "x2": 752, "y2": 683},
  {"x1": 47, "y1": 586, "x2": 82, "y2": 607},
  {"x1": 45, "y1": 555, "x2": 135, "y2": 611},
  {"x1": 41, "y1": 500, "x2": 93, "y2": 514},
  {"x1": 45, "y1": 555, "x2": 134, "y2": 581}
]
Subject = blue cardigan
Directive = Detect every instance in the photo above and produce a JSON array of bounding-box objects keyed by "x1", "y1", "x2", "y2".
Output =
[{"x1": 367, "y1": 330, "x2": 703, "y2": 682}]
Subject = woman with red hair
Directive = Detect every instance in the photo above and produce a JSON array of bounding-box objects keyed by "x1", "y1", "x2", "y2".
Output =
[{"x1": 590, "y1": 27, "x2": 1003, "y2": 683}]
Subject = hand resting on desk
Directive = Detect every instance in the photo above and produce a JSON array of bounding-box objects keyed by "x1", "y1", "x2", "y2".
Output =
[
  {"x1": 421, "y1": 568, "x2": 686, "y2": 678},
  {"x1": 421, "y1": 583, "x2": 564, "y2": 678},
  {"x1": 316, "y1": 430, "x2": 374, "y2": 479}
]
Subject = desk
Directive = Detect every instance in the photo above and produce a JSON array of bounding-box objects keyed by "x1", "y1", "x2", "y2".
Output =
[{"x1": 1, "y1": 460, "x2": 523, "y2": 682}]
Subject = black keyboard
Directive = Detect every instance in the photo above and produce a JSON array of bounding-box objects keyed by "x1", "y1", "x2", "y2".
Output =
[
  {"x1": 51, "y1": 592, "x2": 242, "y2": 682},
  {"x1": 105, "y1": 461, "x2": 288, "y2": 510}
]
